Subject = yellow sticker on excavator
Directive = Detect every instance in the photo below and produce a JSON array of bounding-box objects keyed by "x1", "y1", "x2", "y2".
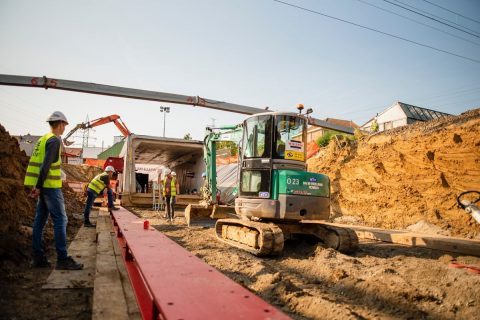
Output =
[{"x1": 284, "y1": 150, "x2": 304, "y2": 161}]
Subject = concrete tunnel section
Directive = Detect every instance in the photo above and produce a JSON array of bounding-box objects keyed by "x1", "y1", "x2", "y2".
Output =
[{"x1": 119, "y1": 134, "x2": 206, "y2": 207}]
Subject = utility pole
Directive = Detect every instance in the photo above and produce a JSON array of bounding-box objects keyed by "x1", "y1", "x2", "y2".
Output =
[
  {"x1": 82, "y1": 115, "x2": 91, "y2": 148},
  {"x1": 160, "y1": 106, "x2": 170, "y2": 137}
]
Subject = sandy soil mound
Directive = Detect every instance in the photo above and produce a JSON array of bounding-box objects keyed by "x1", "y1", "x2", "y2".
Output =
[
  {"x1": 62, "y1": 163, "x2": 102, "y2": 182},
  {"x1": 308, "y1": 108, "x2": 480, "y2": 238},
  {"x1": 0, "y1": 124, "x2": 85, "y2": 272}
]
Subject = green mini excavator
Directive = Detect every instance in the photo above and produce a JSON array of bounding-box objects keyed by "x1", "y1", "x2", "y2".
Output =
[{"x1": 195, "y1": 109, "x2": 359, "y2": 256}]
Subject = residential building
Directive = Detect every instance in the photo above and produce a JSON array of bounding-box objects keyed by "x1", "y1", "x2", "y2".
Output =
[
  {"x1": 306, "y1": 118, "x2": 359, "y2": 143},
  {"x1": 361, "y1": 101, "x2": 451, "y2": 132}
]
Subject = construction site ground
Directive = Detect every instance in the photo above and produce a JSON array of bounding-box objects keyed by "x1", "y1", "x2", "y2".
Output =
[
  {"x1": 129, "y1": 209, "x2": 479, "y2": 320},
  {"x1": 1, "y1": 108, "x2": 479, "y2": 319}
]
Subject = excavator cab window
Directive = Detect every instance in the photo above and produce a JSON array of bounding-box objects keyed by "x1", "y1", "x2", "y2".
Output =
[
  {"x1": 240, "y1": 170, "x2": 271, "y2": 196},
  {"x1": 242, "y1": 115, "x2": 272, "y2": 159},
  {"x1": 273, "y1": 115, "x2": 306, "y2": 160}
]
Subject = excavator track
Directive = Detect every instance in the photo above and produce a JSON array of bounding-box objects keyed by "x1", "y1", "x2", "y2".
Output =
[
  {"x1": 215, "y1": 219, "x2": 284, "y2": 256},
  {"x1": 317, "y1": 224, "x2": 359, "y2": 254}
]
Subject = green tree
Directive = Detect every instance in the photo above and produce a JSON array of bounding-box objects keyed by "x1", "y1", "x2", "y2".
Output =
[
  {"x1": 183, "y1": 133, "x2": 192, "y2": 140},
  {"x1": 216, "y1": 141, "x2": 238, "y2": 156}
]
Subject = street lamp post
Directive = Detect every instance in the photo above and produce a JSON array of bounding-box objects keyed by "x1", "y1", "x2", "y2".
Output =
[{"x1": 159, "y1": 106, "x2": 170, "y2": 137}]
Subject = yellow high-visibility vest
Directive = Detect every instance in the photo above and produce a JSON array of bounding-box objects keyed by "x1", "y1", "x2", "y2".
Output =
[
  {"x1": 162, "y1": 178, "x2": 177, "y2": 197},
  {"x1": 24, "y1": 133, "x2": 62, "y2": 188},
  {"x1": 88, "y1": 172, "x2": 109, "y2": 194}
]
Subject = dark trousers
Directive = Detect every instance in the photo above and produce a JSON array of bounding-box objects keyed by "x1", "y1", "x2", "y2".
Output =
[
  {"x1": 165, "y1": 196, "x2": 176, "y2": 219},
  {"x1": 84, "y1": 188, "x2": 114, "y2": 223},
  {"x1": 32, "y1": 188, "x2": 68, "y2": 261}
]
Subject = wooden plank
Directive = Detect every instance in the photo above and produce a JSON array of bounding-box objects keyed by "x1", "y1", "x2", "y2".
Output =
[
  {"x1": 320, "y1": 222, "x2": 480, "y2": 256},
  {"x1": 42, "y1": 211, "x2": 98, "y2": 289},
  {"x1": 92, "y1": 211, "x2": 130, "y2": 320}
]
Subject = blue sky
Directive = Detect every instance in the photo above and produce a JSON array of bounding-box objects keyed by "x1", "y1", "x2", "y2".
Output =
[{"x1": 1, "y1": 0, "x2": 479, "y2": 147}]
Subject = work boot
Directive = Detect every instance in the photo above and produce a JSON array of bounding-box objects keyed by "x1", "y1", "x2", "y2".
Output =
[
  {"x1": 31, "y1": 256, "x2": 52, "y2": 268},
  {"x1": 56, "y1": 256, "x2": 84, "y2": 270},
  {"x1": 84, "y1": 221, "x2": 96, "y2": 228}
]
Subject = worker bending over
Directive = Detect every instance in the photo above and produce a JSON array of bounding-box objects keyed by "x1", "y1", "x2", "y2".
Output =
[
  {"x1": 163, "y1": 169, "x2": 180, "y2": 222},
  {"x1": 83, "y1": 166, "x2": 119, "y2": 227}
]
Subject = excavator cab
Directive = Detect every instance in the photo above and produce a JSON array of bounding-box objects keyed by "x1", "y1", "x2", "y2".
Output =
[{"x1": 235, "y1": 112, "x2": 330, "y2": 221}]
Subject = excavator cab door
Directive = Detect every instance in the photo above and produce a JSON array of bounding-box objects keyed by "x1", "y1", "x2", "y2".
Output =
[{"x1": 239, "y1": 115, "x2": 273, "y2": 199}]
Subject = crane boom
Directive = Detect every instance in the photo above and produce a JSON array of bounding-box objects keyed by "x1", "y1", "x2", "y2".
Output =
[{"x1": 0, "y1": 74, "x2": 354, "y2": 134}]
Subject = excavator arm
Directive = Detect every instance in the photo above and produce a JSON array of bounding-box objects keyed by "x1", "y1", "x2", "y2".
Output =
[{"x1": 63, "y1": 114, "x2": 131, "y2": 146}]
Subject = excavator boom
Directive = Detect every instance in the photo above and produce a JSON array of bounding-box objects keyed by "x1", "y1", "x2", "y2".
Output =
[{"x1": 63, "y1": 114, "x2": 131, "y2": 146}]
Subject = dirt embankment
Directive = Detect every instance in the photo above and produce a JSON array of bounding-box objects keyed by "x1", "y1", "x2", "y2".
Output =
[
  {"x1": 62, "y1": 163, "x2": 102, "y2": 183},
  {"x1": 308, "y1": 108, "x2": 480, "y2": 238},
  {"x1": 0, "y1": 124, "x2": 85, "y2": 272}
]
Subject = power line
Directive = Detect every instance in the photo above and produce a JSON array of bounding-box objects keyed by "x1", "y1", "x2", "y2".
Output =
[
  {"x1": 272, "y1": 0, "x2": 480, "y2": 64},
  {"x1": 420, "y1": 0, "x2": 480, "y2": 25},
  {"x1": 382, "y1": 0, "x2": 480, "y2": 38},
  {"x1": 332, "y1": 84, "x2": 480, "y2": 117},
  {"x1": 392, "y1": 0, "x2": 480, "y2": 35},
  {"x1": 415, "y1": 86, "x2": 480, "y2": 104},
  {"x1": 353, "y1": 0, "x2": 480, "y2": 47}
]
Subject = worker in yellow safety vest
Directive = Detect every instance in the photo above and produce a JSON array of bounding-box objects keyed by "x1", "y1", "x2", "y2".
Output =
[
  {"x1": 24, "y1": 111, "x2": 83, "y2": 270},
  {"x1": 83, "y1": 166, "x2": 119, "y2": 227},
  {"x1": 162, "y1": 169, "x2": 180, "y2": 222}
]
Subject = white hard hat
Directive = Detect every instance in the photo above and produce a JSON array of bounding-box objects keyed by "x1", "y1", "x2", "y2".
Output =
[
  {"x1": 171, "y1": 171, "x2": 176, "y2": 176},
  {"x1": 105, "y1": 165, "x2": 115, "y2": 172},
  {"x1": 46, "y1": 111, "x2": 69, "y2": 124},
  {"x1": 164, "y1": 168, "x2": 171, "y2": 175}
]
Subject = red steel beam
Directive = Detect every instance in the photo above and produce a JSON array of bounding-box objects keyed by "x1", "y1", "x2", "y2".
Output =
[{"x1": 111, "y1": 207, "x2": 290, "y2": 320}]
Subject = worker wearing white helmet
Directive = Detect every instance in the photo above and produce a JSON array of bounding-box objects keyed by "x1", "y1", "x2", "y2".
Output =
[
  {"x1": 24, "y1": 111, "x2": 83, "y2": 270},
  {"x1": 83, "y1": 165, "x2": 119, "y2": 228},
  {"x1": 162, "y1": 169, "x2": 180, "y2": 222}
]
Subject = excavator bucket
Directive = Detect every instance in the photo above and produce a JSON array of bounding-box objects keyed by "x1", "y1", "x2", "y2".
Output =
[
  {"x1": 64, "y1": 139, "x2": 75, "y2": 146},
  {"x1": 184, "y1": 204, "x2": 215, "y2": 227},
  {"x1": 184, "y1": 204, "x2": 236, "y2": 227}
]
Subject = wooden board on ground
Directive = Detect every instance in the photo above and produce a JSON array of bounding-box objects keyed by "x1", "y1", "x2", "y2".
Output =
[
  {"x1": 124, "y1": 193, "x2": 201, "y2": 207},
  {"x1": 320, "y1": 222, "x2": 480, "y2": 257},
  {"x1": 42, "y1": 212, "x2": 98, "y2": 289}
]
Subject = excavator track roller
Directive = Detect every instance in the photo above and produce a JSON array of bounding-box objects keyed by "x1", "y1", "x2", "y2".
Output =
[
  {"x1": 215, "y1": 219, "x2": 284, "y2": 256},
  {"x1": 320, "y1": 225, "x2": 359, "y2": 254}
]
